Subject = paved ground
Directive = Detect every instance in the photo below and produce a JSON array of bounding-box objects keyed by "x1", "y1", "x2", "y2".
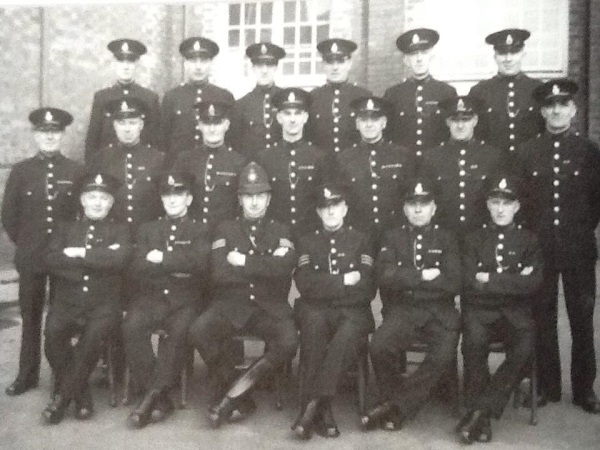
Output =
[{"x1": 1, "y1": 272, "x2": 600, "y2": 449}]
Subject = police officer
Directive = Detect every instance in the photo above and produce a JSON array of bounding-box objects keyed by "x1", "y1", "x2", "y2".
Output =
[
  {"x1": 172, "y1": 101, "x2": 246, "y2": 230},
  {"x1": 257, "y1": 87, "x2": 325, "y2": 238},
  {"x1": 421, "y1": 96, "x2": 504, "y2": 239},
  {"x1": 515, "y1": 79, "x2": 600, "y2": 413},
  {"x1": 458, "y1": 175, "x2": 542, "y2": 443},
  {"x1": 42, "y1": 172, "x2": 132, "y2": 424},
  {"x1": 293, "y1": 183, "x2": 376, "y2": 440},
  {"x1": 307, "y1": 38, "x2": 372, "y2": 158},
  {"x1": 361, "y1": 178, "x2": 461, "y2": 432},
  {"x1": 230, "y1": 42, "x2": 286, "y2": 160},
  {"x1": 469, "y1": 29, "x2": 544, "y2": 162},
  {"x1": 335, "y1": 96, "x2": 415, "y2": 245},
  {"x1": 161, "y1": 37, "x2": 235, "y2": 164},
  {"x1": 2, "y1": 108, "x2": 84, "y2": 396},
  {"x1": 383, "y1": 28, "x2": 457, "y2": 160},
  {"x1": 189, "y1": 162, "x2": 298, "y2": 428},
  {"x1": 84, "y1": 38, "x2": 160, "y2": 165},
  {"x1": 124, "y1": 172, "x2": 211, "y2": 429}
]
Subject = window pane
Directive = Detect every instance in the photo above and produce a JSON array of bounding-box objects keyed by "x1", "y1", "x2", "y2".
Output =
[
  {"x1": 299, "y1": 25, "x2": 311, "y2": 45},
  {"x1": 229, "y1": 3, "x2": 240, "y2": 26},
  {"x1": 245, "y1": 3, "x2": 256, "y2": 25},
  {"x1": 261, "y1": 2, "x2": 273, "y2": 24},
  {"x1": 282, "y1": 61, "x2": 295, "y2": 75},
  {"x1": 245, "y1": 29, "x2": 256, "y2": 45},
  {"x1": 283, "y1": 27, "x2": 295, "y2": 45},
  {"x1": 260, "y1": 29, "x2": 272, "y2": 42},
  {"x1": 316, "y1": 61, "x2": 325, "y2": 74},
  {"x1": 229, "y1": 30, "x2": 240, "y2": 47},
  {"x1": 299, "y1": 61, "x2": 311, "y2": 74},
  {"x1": 316, "y1": 10, "x2": 330, "y2": 21},
  {"x1": 299, "y1": 1, "x2": 308, "y2": 22},
  {"x1": 317, "y1": 25, "x2": 329, "y2": 43},
  {"x1": 284, "y1": 1, "x2": 296, "y2": 22}
]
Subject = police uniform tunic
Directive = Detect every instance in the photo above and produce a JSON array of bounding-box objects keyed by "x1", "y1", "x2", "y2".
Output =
[
  {"x1": 469, "y1": 74, "x2": 543, "y2": 158},
  {"x1": 383, "y1": 76, "x2": 456, "y2": 158},
  {"x1": 172, "y1": 144, "x2": 246, "y2": 230},
  {"x1": 369, "y1": 223, "x2": 460, "y2": 417},
  {"x1": 1, "y1": 153, "x2": 83, "y2": 384},
  {"x1": 421, "y1": 139, "x2": 503, "y2": 237},
  {"x1": 230, "y1": 85, "x2": 282, "y2": 160},
  {"x1": 515, "y1": 130, "x2": 600, "y2": 401},
  {"x1": 294, "y1": 226, "x2": 375, "y2": 401},
  {"x1": 160, "y1": 82, "x2": 235, "y2": 160},
  {"x1": 44, "y1": 218, "x2": 132, "y2": 400},
  {"x1": 84, "y1": 82, "x2": 161, "y2": 165},
  {"x1": 307, "y1": 82, "x2": 372, "y2": 155},
  {"x1": 257, "y1": 140, "x2": 325, "y2": 238},
  {"x1": 461, "y1": 223, "x2": 542, "y2": 416},
  {"x1": 124, "y1": 215, "x2": 211, "y2": 392}
]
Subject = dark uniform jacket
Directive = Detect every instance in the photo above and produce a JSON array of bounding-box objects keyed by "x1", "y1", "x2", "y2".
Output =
[
  {"x1": 172, "y1": 144, "x2": 246, "y2": 229},
  {"x1": 84, "y1": 82, "x2": 161, "y2": 164},
  {"x1": 295, "y1": 226, "x2": 376, "y2": 328},
  {"x1": 1, "y1": 153, "x2": 84, "y2": 273},
  {"x1": 257, "y1": 139, "x2": 325, "y2": 237},
  {"x1": 421, "y1": 139, "x2": 504, "y2": 237},
  {"x1": 307, "y1": 82, "x2": 372, "y2": 155},
  {"x1": 383, "y1": 76, "x2": 456, "y2": 157},
  {"x1": 335, "y1": 139, "x2": 416, "y2": 238},
  {"x1": 91, "y1": 142, "x2": 165, "y2": 230},
  {"x1": 45, "y1": 218, "x2": 132, "y2": 317},
  {"x1": 377, "y1": 223, "x2": 461, "y2": 327},
  {"x1": 131, "y1": 215, "x2": 211, "y2": 311},
  {"x1": 160, "y1": 82, "x2": 235, "y2": 159},
  {"x1": 230, "y1": 85, "x2": 282, "y2": 160},
  {"x1": 210, "y1": 217, "x2": 296, "y2": 328},
  {"x1": 469, "y1": 73, "x2": 544, "y2": 155},
  {"x1": 515, "y1": 130, "x2": 600, "y2": 267}
]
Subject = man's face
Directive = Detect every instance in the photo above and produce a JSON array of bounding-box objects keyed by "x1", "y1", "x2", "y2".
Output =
[
  {"x1": 487, "y1": 197, "x2": 520, "y2": 227},
  {"x1": 446, "y1": 116, "x2": 478, "y2": 141},
  {"x1": 317, "y1": 201, "x2": 348, "y2": 231},
  {"x1": 184, "y1": 56, "x2": 212, "y2": 83},
  {"x1": 277, "y1": 108, "x2": 308, "y2": 139},
  {"x1": 324, "y1": 58, "x2": 352, "y2": 83},
  {"x1": 541, "y1": 99, "x2": 576, "y2": 133},
  {"x1": 356, "y1": 115, "x2": 386, "y2": 143},
  {"x1": 494, "y1": 49, "x2": 525, "y2": 76},
  {"x1": 80, "y1": 190, "x2": 114, "y2": 221},
  {"x1": 404, "y1": 199, "x2": 436, "y2": 227},
  {"x1": 199, "y1": 119, "x2": 230, "y2": 147},
  {"x1": 113, "y1": 117, "x2": 144, "y2": 145},
  {"x1": 404, "y1": 49, "x2": 433, "y2": 79},
  {"x1": 239, "y1": 192, "x2": 271, "y2": 220},
  {"x1": 34, "y1": 130, "x2": 63, "y2": 154},
  {"x1": 161, "y1": 192, "x2": 193, "y2": 218},
  {"x1": 114, "y1": 59, "x2": 137, "y2": 83},
  {"x1": 252, "y1": 63, "x2": 277, "y2": 86}
]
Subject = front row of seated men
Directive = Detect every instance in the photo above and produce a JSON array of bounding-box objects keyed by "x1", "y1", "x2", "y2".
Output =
[{"x1": 37, "y1": 155, "x2": 541, "y2": 444}]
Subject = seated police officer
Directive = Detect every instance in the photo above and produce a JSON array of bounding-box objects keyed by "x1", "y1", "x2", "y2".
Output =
[
  {"x1": 293, "y1": 183, "x2": 376, "y2": 440},
  {"x1": 457, "y1": 175, "x2": 542, "y2": 444},
  {"x1": 124, "y1": 172, "x2": 211, "y2": 429},
  {"x1": 189, "y1": 162, "x2": 298, "y2": 428},
  {"x1": 42, "y1": 173, "x2": 132, "y2": 424},
  {"x1": 361, "y1": 178, "x2": 461, "y2": 431}
]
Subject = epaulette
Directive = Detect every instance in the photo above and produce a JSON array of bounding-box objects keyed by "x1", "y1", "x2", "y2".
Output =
[
  {"x1": 180, "y1": 82, "x2": 185, "y2": 86},
  {"x1": 517, "y1": 224, "x2": 522, "y2": 229},
  {"x1": 401, "y1": 224, "x2": 406, "y2": 229},
  {"x1": 440, "y1": 142, "x2": 445, "y2": 146},
  {"x1": 575, "y1": 132, "x2": 580, "y2": 136},
  {"x1": 108, "y1": 143, "x2": 114, "y2": 148},
  {"x1": 482, "y1": 223, "x2": 487, "y2": 228},
  {"x1": 352, "y1": 82, "x2": 357, "y2": 86},
  {"x1": 353, "y1": 143, "x2": 358, "y2": 147},
  {"x1": 192, "y1": 218, "x2": 197, "y2": 223},
  {"x1": 434, "y1": 224, "x2": 439, "y2": 229},
  {"x1": 273, "y1": 142, "x2": 279, "y2": 147},
  {"x1": 228, "y1": 147, "x2": 232, "y2": 151},
  {"x1": 480, "y1": 140, "x2": 485, "y2": 145},
  {"x1": 487, "y1": 107, "x2": 493, "y2": 113},
  {"x1": 315, "y1": 229, "x2": 320, "y2": 235},
  {"x1": 147, "y1": 143, "x2": 152, "y2": 148},
  {"x1": 158, "y1": 216, "x2": 163, "y2": 221}
]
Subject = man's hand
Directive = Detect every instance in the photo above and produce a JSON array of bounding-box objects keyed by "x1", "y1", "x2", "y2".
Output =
[
  {"x1": 146, "y1": 249, "x2": 164, "y2": 264},
  {"x1": 63, "y1": 247, "x2": 86, "y2": 258},
  {"x1": 476, "y1": 272, "x2": 490, "y2": 283},
  {"x1": 343, "y1": 271, "x2": 361, "y2": 286},
  {"x1": 227, "y1": 250, "x2": 246, "y2": 267},
  {"x1": 520, "y1": 266, "x2": 534, "y2": 276},
  {"x1": 273, "y1": 246, "x2": 289, "y2": 257},
  {"x1": 422, "y1": 268, "x2": 441, "y2": 281}
]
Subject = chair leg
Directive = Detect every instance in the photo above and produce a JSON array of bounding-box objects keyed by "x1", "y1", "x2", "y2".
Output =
[
  {"x1": 530, "y1": 356, "x2": 538, "y2": 426},
  {"x1": 107, "y1": 342, "x2": 117, "y2": 407},
  {"x1": 122, "y1": 366, "x2": 131, "y2": 406}
]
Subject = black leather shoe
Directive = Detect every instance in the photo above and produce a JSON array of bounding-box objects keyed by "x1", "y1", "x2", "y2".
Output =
[
  {"x1": 6, "y1": 379, "x2": 38, "y2": 396},
  {"x1": 573, "y1": 394, "x2": 600, "y2": 414},
  {"x1": 42, "y1": 395, "x2": 70, "y2": 425},
  {"x1": 151, "y1": 392, "x2": 174, "y2": 423},
  {"x1": 208, "y1": 396, "x2": 235, "y2": 429},
  {"x1": 291, "y1": 399, "x2": 320, "y2": 440},
  {"x1": 127, "y1": 390, "x2": 161, "y2": 429},
  {"x1": 314, "y1": 402, "x2": 340, "y2": 438},
  {"x1": 380, "y1": 407, "x2": 405, "y2": 432},
  {"x1": 457, "y1": 409, "x2": 486, "y2": 445},
  {"x1": 74, "y1": 387, "x2": 94, "y2": 421},
  {"x1": 230, "y1": 393, "x2": 257, "y2": 421},
  {"x1": 361, "y1": 401, "x2": 396, "y2": 430},
  {"x1": 476, "y1": 416, "x2": 492, "y2": 443}
]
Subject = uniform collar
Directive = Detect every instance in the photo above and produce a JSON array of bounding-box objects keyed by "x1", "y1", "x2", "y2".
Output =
[
  {"x1": 116, "y1": 80, "x2": 136, "y2": 88},
  {"x1": 494, "y1": 72, "x2": 524, "y2": 83},
  {"x1": 326, "y1": 81, "x2": 347, "y2": 89},
  {"x1": 489, "y1": 222, "x2": 516, "y2": 232},
  {"x1": 256, "y1": 84, "x2": 276, "y2": 94},
  {"x1": 544, "y1": 127, "x2": 572, "y2": 140},
  {"x1": 408, "y1": 74, "x2": 432, "y2": 84},
  {"x1": 408, "y1": 223, "x2": 433, "y2": 233},
  {"x1": 189, "y1": 79, "x2": 209, "y2": 88},
  {"x1": 165, "y1": 214, "x2": 189, "y2": 225},
  {"x1": 36, "y1": 151, "x2": 64, "y2": 161}
]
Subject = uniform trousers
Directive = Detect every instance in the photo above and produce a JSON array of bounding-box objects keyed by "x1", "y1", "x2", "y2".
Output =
[
  {"x1": 123, "y1": 302, "x2": 195, "y2": 393},
  {"x1": 533, "y1": 263, "x2": 597, "y2": 401},
  {"x1": 369, "y1": 304, "x2": 459, "y2": 417},
  {"x1": 462, "y1": 304, "x2": 534, "y2": 418},
  {"x1": 44, "y1": 306, "x2": 119, "y2": 400}
]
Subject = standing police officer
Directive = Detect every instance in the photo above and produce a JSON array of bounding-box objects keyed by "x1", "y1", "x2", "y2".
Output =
[
  {"x1": 2, "y1": 108, "x2": 84, "y2": 396},
  {"x1": 230, "y1": 42, "x2": 286, "y2": 160},
  {"x1": 383, "y1": 28, "x2": 457, "y2": 161},
  {"x1": 85, "y1": 39, "x2": 160, "y2": 165},
  {"x1": 161, "y1": 37, "x2": 235, "y2": 164},
  {"x1": 515, "y1": 79, "x2": 600, "y2": 413}
]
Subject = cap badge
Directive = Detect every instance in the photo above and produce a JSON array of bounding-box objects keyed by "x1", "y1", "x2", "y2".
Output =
[
  {"x1": 168, "y1": 175, "x2": 175, "y2": 186},
  {"x1": 193, "y1": 40, "x2": 201, "y2": 51},
  {"x1": 121, "y1": 101, "x2": 129, "y2": 112},
  {"x1": 366, "y1": 99, "x2": 375, "y2": 110},
  {"x1": 506, "y1": 34, "x2": 514, "y2": 45},
  {"x1": 499, "y1": 178, "x2": 508, "y2": 189},
  {"x1": 208, "y1": 104, "x2": 216, "y2": 116},
  {"x1": 45, "y1": 111, "x2": 53, "y2": 122},
  {"x1": 121, "y1": 42, "x2": 130, "y2": 53},
  {"x1": 331, "y1": 42, "x2": 338, "y2": 53},
  {"x1": 552, "y1": 84, "x2": 561, "y2": 95},
  {"x1": 412, "y1": 33, "x2": 420, "y2": 44},
  {"x1": 457, "y1": 99, "x2": 466, "y2": 111},
  {"x1": 94, "y1": 174, "x2": 104, "y2": 185},
  {"x1": 288, "y1": 92, "x2": 296, "y2": 103},
  {"x1": 260, "y1": 44, "x2": 267, "y2": 54},
  {"x1": 248, "y1": 169, "x2": 257, "y2": 182},
  {"x1": 324, "y1": 188, "x2": 332, "y2": 199},
  {"x1": 415, "y1": 183, "x2": 424, "y2": 194}
]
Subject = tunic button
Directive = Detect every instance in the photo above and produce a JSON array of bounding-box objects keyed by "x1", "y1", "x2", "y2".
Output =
[
  {"x1": 291, "y1": 207, "x2": 296, "y2": 213},
  {"x1": 554, "y1": 219, "x2": 560, "y2": 226},
  {"x1": 509, "y1": 123, "x2": 515, "y2": 129},
  {"x1": 127, "y1": 163, "x2": 132, "y2": 169},
  {"x1": 416, "y1": 140, "x2": 422, "y2": 145},
  {"x1": 48, "y1": 163, "x2": 54, "y2": 169},
  {"x1": 83, "y1": 275, "x2": 89, "y2": 281},
  {"x1": 554, "y1": 206, "x2": 560, "y2": 212},
  {"x1": 416, "y1": 129, "x2": 422, "y2": 135},
  {"x1": 47, "y1": 217, "x2": 53, "y2": 222},
  {"x1": 249, "y1": 249, "x2": 254, "y2": 255},
  {"x1": 417, "y1": 235, "x2": 422, "y2": 240},
  {"x1": 169, "y1": 235, "x2": 175, "y2": 240},
  {"x1": 47, "y1": 206, "x2": 52, "y2": 211},
  {"x1": 460, "y1": 216, "x2": 466, "y2": 221},
  {"x1": 553, "y1": 180, "x2": 560, "y2": 187},
  {"x1": 554, "y1": 193, "x2": 559, "y2": 199},
  {"x1": 290, "y1": 150, "x2": 296, "y2": 156},
  {"x1": 459, "y1": 181, "x2": 465, "y2": 187},
  {"x1": 416, "y1": 254, "x2": 422, "y2": 260},
  {"x1": 417, "y1": 118, "x2": 423, "y2": 125},
  {"x1": 459, "y1": 160, "x2": 466, "y2": 166},
  {"x1": 460, "y1": 149, "x2": 466, "y2": 155},
  {"x1": 171, "y1": 225, "x2": 177, "y2": 231},
  {"x1": 416, "y1": 150, "x2": 422, "y2": 156},
  {"x1": 167, "y1": 246, "x2": 173, "y2": 251},
  {"x1": 497, "y1": 268, "x2": 503, "y2": 273},
  {"x1": 373, "y1": 207, "x2": 378, "y2": 213},
  {"x1": 331, "y1": 248, "x2": 337, "y2": 254},
  {"x1": 554, "y1": 142, "x2": 560, "y2": 148},
  {"x1": 127, "y1": 195, "x2": 133, "y2": 200},
  {"x1": 82, "y1": 287, "x2": 88, "y2": 292},
  {"x1": 374, "y1": 218, "x2": 379, "y2": 223},
  {"x1": 372, "y1": 184, "x2": 377, "y2": 190},
  {"x1": 164, "y1": 289, "x2": 169, "y2": 295},
  {"x1": 372, "y1": 196, "x2": 378, "y2": 201},
  {"x1": 203, "y1": 207, "x2": 208, "y2": 213},
  {"x1": 127, "y1": 217, "x2": 133, "y2": 223},
  {"x1": 250, "y1": 294, "x2": 255, "y2": 300},
  {"x1": 459, "y1": 204, "x2": 465, "y2": 210},
  {"x1": 416, "y1": 244, "x2": 422, "y2": 249},
  {"x1": 127, "y1": 205, "x2": 133, "y2": 211},
  {"x1": 459, "y1": 170, "x2": 465, "y2": 176},
  {"x1": 250, "y1": 283, "x2": 254, "y2": 288},
  {"x1": 498, "y1": 234, "x2": 504, "y2": 239},
  {"x1": 290, "y1": 196, "x2": 296, "y2": 201},
  {"x1": 497, "y1": 243, "x2": 504, "y2": 250},
  {"x1": 554, "y1": 154, "x2": 560, "y2": 160},
  {"x1": 127, "y1": 153, "x2": 132, "y2": 158},
  {"x1": 204, "y1": 197, "x2": 209, "y2": 202},
  {"x1": 509, "y1": 134, "x2": 515, "y2": 140}
]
